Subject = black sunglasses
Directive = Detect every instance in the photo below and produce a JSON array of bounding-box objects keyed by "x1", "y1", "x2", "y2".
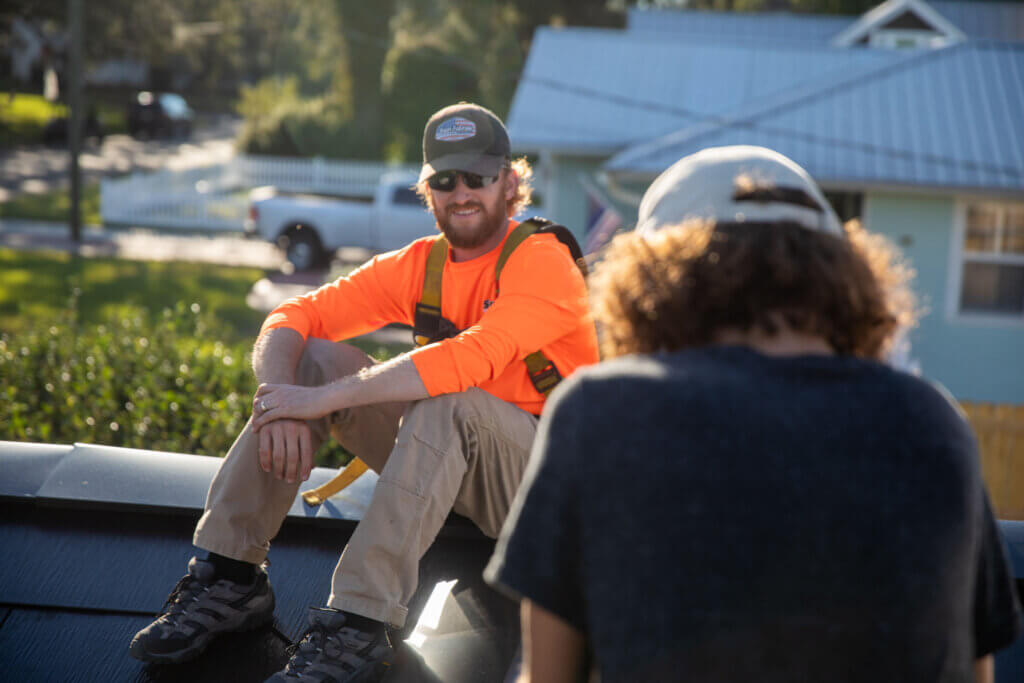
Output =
[{"x1": 426, "y1": 169, "x2": 501, "y2": 192}]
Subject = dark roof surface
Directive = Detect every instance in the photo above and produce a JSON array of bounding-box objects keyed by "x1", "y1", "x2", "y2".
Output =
[
  {"x1": 0, "y1": 441, "x2": 517, "y2": 682},
  {"x1": 1, "y1": 440, "x2": 1022, "y2": 681}
]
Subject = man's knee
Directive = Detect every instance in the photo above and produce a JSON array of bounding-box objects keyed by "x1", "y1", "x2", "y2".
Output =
[
  {"x1": 401, "y1": 391, "x2": 483, "y2": 430},
  {"x1": 398, "y1": 389, "x2": 536, "y2": 458}
]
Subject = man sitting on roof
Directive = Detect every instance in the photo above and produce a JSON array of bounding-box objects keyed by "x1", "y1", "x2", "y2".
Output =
[
  {"x1": 486, "y1": 146, "x2": 1022, "y2": 682},
  {"x1": 129, "y1": 102, "x2": 599, "y2": 681}
]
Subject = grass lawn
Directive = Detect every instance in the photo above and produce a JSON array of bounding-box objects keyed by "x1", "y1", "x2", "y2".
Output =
[
  {"x1": 0, "y1": 183, "x2": 102, "y2": 225},
  {"x1": 0, "y1": 246, "x2": 410, "y2": 355},
  {"x1": 0, "y1": 247, "x2": 267, "y2": 339}
]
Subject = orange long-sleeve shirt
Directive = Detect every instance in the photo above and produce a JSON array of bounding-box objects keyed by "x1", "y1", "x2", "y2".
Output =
[{"x1": 260, "y1": 222, "x2": 600, "y2": 415}]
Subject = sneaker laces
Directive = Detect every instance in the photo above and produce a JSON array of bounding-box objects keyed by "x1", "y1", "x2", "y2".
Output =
[
  {"x1": 282, "y1": 622, "x2": 378, "y2": 676},
  {"x1": 281, "y1": 623, "x2": 327, "y2": 676},
  {"x1": 156, "y1": 575, "x2": 209, "y2": 625}
]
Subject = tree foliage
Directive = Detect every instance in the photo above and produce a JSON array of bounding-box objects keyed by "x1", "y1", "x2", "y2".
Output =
[{"x1": 4, "y1": 0, "x2": 903, "y2": 158}]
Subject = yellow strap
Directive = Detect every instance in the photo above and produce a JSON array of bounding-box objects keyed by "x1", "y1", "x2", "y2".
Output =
[
  {"x1": 497, "y1": 219, "x2": 565, "y2": 396},
  {"x1": 414, "y1": 237, "x2": 449, "y2": 346},
  {"x1": 300, "y1": 457, "x2": 369, "y2": 506},
  {"x1": 422, "y1": 237, "x2": 448, "y2": 309}
]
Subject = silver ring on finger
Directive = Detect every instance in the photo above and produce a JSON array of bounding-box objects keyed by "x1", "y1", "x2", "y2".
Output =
[{"x1": 259, "y1": 399, "x2": 268, "y2": 412}]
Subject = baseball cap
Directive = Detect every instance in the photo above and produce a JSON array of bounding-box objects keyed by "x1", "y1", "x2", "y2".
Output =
[
  {"x1": 636, "y1": 146, "x2": 843, "y2": 236},
  {"x1": 420, "y1": 103, "x2": 511, "y2": 182}
]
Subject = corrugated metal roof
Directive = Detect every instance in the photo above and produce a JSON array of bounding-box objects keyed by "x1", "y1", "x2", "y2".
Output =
[
  {"x1": 507, "y1": 27, "x2": 902, "y2": 155},
  {"x1": 626, "y1": 7, "x2": 850, "y2": 45},
  {"x1": 605, "y1": 42, "x2": 1024, "y2": 194},
  {"x1": 932, "y1": 1, "x2": 1024, "y2": 42}
]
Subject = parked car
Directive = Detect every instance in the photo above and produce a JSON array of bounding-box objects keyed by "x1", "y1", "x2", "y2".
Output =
[
  {"x1": 42, "y1": 110, "x2": 104, "y2": 146},
  {"x1": 127, "y1": 91, "x2": 193, "y2": 139},
  {"x1": 245, "y1": 175, "x2": 435, "y2": 270}
]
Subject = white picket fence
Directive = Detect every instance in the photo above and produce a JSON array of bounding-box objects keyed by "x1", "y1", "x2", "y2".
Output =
[{"x1": 100, "y1": 156, "x2": 418, "y2": 232}]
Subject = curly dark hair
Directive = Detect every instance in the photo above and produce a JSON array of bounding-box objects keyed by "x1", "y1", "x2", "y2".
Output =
[{"x1": 591, "y1": 219, "x2": 917, "y2": 360}]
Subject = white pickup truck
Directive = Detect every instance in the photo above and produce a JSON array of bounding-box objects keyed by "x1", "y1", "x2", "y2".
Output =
[{"x1": 245, "y1": 175, "x2": 437, "y2": 270}]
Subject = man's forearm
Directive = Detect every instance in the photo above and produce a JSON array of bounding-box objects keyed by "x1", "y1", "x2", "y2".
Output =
[
  {"x1": 252, "y1": 327, "x2": 306, "y2": 385},
  {"x1": 324, "y1": 354, "x2": 429, "y2": 410},
  {"x1": 250, "y1": 352, "x2": 430, "y2": 429}
]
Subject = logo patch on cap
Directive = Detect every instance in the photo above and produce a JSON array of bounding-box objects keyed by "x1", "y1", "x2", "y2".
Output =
[{"x1": 435, "y1": 117, "x2": 476, "y2": 142}]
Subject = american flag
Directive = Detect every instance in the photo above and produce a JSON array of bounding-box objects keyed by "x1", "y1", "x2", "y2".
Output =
[{"x1": 436, "y1": 117, "x2": 476, "y2": 142}]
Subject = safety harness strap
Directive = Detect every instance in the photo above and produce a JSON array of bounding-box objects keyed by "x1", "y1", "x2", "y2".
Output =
[
  {"x1": 496, "y1": 219, "x2": 588, "y2": 287},
  {"x1": 523, "y1": 350, "x2": 562, "y2": 395},
  {"x1": 413, "y1": 236, "x2": 450, "y2": 347},
  {"x1": 300, "y1": 457, "x2": 369, "y2": 506}
]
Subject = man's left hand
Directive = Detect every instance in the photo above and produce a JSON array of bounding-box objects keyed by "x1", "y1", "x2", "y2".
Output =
[{"x1": 252, "y1": 383, "x2": 332, "y2": 430}]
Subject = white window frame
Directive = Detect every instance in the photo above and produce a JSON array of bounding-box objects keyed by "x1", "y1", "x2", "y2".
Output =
[{"x1": 946, "y1": 198, "x2": 1024, "y2": 327}]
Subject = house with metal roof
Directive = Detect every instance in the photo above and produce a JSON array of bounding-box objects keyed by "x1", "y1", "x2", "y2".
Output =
[{"x1": 508, "y1": 0, "x2": 1024, "y2": 404}]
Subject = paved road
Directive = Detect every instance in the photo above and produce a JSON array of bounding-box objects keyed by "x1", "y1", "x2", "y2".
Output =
[
  {"x1": 0, "y1": 115, "x2": 241, "y2": 202},
  {"x1": 0, "y1": 218, "x2": 285, "y2": 269}
]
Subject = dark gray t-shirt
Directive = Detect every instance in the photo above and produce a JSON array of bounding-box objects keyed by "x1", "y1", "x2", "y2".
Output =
[{"x1": 486, "y1": 346, "x2": 1021, "y2": 682}]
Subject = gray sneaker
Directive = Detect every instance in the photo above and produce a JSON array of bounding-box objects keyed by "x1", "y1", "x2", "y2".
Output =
[
  {"x1": 266, "y1": 607, "x2": 393, "y2": 682},
  {"x1": 129, "y1": 556, "x2": 275, "y2": 663}
]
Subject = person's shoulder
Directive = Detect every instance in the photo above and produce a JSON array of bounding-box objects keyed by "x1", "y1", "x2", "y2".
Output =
[
  {"x1": 511, "y1": 225, "x2": 581, "y2": 268},
  {"x1": 838, "y1": 361, "x2": 978, "y2": 464},
  {"x1": 869, "y1": 364, "x2": 968, "y2": 424},
  {"x1": 552, "y1": 353, "x2": 687, "y2": 404}
]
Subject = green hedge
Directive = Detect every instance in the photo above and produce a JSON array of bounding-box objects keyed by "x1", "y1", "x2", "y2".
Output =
[
  {"x1": 1, "y1": 298, "x2": 359, "y2": 467},
  {"x1": 2, "y1": 299, "x2": 256, "y2": 455},
  {"x1": 0, "y1": 93, "x2": 66, "y2": 147}
]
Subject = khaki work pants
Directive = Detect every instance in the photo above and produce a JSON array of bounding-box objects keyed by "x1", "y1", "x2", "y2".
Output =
[{"x1": 193, "y1": 338, "x2": 538, "y2": 627}]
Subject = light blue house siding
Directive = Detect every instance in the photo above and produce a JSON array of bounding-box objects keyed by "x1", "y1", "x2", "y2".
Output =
[
  {"x1": 537, "y1": 155, "x2": 645, "y2": 243},
  {"x1": 537, "y1": 155, "x2": 605, "y2": 241},
  {"x1": 865, "y1": 193, "x2": 1024, "y2": 403}
]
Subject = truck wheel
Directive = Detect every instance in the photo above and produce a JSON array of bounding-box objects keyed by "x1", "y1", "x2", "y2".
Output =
[{"x1": 280, "y1": 225, "x2": 326, "y2": 271}]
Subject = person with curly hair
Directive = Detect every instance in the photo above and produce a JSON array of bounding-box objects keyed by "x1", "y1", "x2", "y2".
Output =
[{"x1": 487, "y1": 146, "x2": 1021, "y2": 683}]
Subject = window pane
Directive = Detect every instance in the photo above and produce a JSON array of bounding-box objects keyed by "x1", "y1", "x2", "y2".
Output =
[
  {"x1": 1005, "y1": 207, "x2": 1024, "y2": 255},
  {"x1": 392, "y1": 188, "x2": 424, "y2": 207},
  {"x1": 960, "y1": 262, "x2": 1024, "y2": 314},
  {"x1": 965, "y1": 205, "x2": 998, "y2": 252}
]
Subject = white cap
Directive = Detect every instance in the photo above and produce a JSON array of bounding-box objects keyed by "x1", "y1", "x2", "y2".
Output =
[{"x1": 636, "y1": 146, "x2": 843, "y2": 237}]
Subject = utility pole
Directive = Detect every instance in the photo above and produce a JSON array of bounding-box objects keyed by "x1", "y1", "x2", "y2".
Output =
[{"x1": 68, "y1": 0, "x2": 83, "y2": 243}]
